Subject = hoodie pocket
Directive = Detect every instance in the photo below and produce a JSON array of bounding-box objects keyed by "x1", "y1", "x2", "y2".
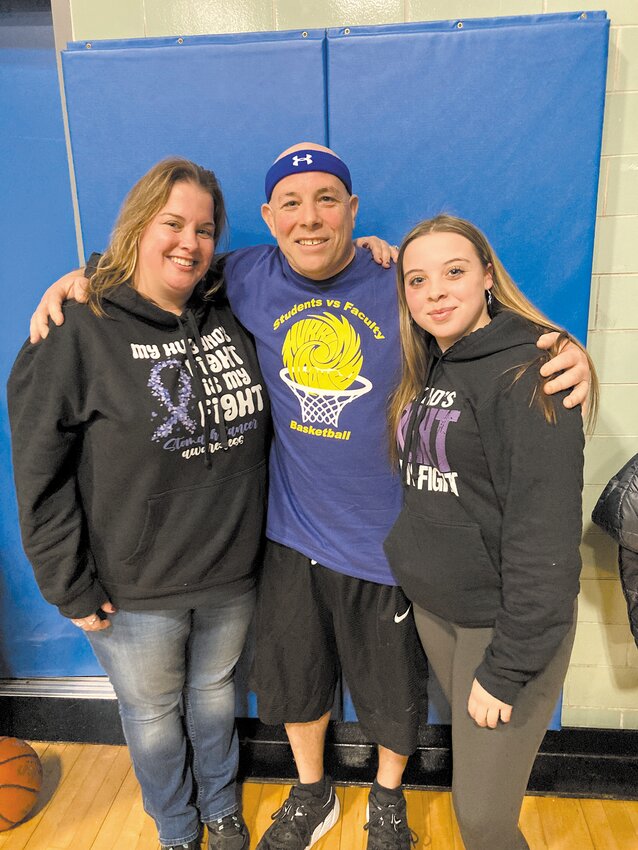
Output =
[
  {"x1": 385, "y1": 507, "x2": 500, "y2": 621},
  {"x1": 120, "y1": 462, "x2": 266, "y2": 591}
]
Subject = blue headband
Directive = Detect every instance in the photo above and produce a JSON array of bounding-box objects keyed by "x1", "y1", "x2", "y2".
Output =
[{"x1": 265, "y1": 150, "x2": 353, "y2": 201}]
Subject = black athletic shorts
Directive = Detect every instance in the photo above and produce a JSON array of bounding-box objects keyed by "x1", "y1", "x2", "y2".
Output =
[{"x1": 251, "y1": 541, "x2": 428, "y2": 756}]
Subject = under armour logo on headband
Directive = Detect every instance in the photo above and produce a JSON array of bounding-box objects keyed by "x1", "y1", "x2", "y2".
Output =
[{"x1": 265, "y1": 148, "x2": 353, "y2": 200}]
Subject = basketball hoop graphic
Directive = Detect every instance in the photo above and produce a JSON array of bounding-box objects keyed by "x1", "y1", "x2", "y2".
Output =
[
  {"x1": 280, "y1": 368, "x2": 372, "y2": 427},
  {"x1": 281, "y1": 312, "x2": 372, "y2": 428}
]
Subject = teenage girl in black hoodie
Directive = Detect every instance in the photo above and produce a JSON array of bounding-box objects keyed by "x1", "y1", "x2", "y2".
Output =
[{"x1": 385, "y1": 215, "x2": 598, "y2": 850}]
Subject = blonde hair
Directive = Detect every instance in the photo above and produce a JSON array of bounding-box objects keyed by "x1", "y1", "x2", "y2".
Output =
[
  {"x1": 87, "y1": 157, "x2": 227, "y2": 315},
  {"x1": 389, "y1": 215, "x2": 598, "y2": 462}
]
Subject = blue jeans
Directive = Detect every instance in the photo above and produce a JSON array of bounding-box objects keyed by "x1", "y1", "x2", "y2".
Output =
[{"x1": 87, "y1": 590, "x2": 255, "y2": 847}]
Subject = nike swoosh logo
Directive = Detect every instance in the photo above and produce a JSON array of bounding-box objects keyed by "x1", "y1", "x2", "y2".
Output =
[{"x1": 394, "y1": 605, "x2": 412, "y2": 623}]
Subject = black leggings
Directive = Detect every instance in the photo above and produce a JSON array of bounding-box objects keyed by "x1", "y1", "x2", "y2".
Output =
[{"x1": 413, "y1": 604, "x2": 576, "y2": 850}]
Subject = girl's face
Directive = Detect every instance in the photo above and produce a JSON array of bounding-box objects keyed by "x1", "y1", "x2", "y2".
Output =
[
  {"x1": 403, "y1": 231, "x2": 493, "y2": 351},
  {"x1": 134, "y1": 181, "x2": 215, "y2": 314}
]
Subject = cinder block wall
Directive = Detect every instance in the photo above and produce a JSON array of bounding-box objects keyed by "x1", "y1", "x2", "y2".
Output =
[{"x1": 58, "y1": 0, "x2": 638, "y2": 729}]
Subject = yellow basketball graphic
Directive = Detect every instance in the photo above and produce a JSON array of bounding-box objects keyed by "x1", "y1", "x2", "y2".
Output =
[{"x1": 282, "y1": 313, "x2": 363, "y2": 392}]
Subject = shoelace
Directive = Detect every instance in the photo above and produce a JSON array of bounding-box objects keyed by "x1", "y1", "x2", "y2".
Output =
[
  {"x1": 213, "y1": 814, "x2": 243, "y2": 832},
  {"x1": 268, "y1": 795, "x2": 313, "y2": 845},
  {"x1": 364, "y1": 803, "x2": 418, "y2": 849}
]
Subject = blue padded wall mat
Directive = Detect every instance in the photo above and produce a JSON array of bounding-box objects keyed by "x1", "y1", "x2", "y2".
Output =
[
  {"x1": 327, "y1": 11, "x2": 608, "y2": 343},
  {"x1": 0, "y1": 19, "x2": 99, "y2": 676},
  {"x1": 62, "y1": 29, "x2": 327, "y2": 256},
  {"x1": 331, "y1": 10, "x2": 607, "y2": 730}
]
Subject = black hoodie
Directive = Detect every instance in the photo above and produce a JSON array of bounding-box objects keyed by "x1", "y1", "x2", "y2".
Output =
[
  {"x1": 8, "y1": 283, "x2": 270, "y2": 618},
  {"x1": 384, "y1": 311, "x2": 584, "y2": 704}
]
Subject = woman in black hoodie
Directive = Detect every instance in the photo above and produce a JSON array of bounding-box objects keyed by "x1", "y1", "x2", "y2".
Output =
[
  {"x1": 385, "y1": 215, "x2": 597, "y2": 850},
  {"x1": 8, "y1": 158, "x2": 270, "y2": 850}
]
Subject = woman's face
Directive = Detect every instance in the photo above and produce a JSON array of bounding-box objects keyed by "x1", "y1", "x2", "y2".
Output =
[
  {"x1": 403, "y1": 231, "x2": 493, "y2": 351},
  {"x1": 134, "y1": 180, "x2": 215, "y2": 313}
]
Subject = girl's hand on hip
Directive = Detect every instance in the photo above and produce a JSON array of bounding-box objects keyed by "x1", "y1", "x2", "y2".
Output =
[{"x1": 468, "y1": 678, "x2": 512, "y2": 728}]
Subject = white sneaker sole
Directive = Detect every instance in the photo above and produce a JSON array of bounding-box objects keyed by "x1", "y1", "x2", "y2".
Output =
[{"x1": 306, "y1": 792, "x2": 340, "y2": 849}]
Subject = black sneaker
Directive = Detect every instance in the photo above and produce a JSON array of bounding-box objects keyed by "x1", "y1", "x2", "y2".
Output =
[
  {"x1": 161, "y1": 839, "x2": 200, "y2": 850},
  {"x1": 256, "y1": 782, "x2": 340, "y2": 849},
  {"x1": 364, "y1": 789, "x2": 418, "y2": 850},
  {"x1": 207, "y1": 812, "x2": 249, "y2": 850}
]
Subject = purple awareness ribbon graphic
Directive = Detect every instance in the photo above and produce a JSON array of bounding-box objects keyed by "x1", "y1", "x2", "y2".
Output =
[{"x1": 148, "y1": 358, "x2": 198, "y2": 441}]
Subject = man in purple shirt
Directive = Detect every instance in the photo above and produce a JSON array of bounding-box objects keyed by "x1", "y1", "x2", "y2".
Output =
[{"x1": 30, "y1": 142, "x2": 591, "y2": 850}]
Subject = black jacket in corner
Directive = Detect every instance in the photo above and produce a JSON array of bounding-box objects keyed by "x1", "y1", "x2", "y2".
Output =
[
  {"x1": 8, "y1": 283, "x2": 270, "y2": 619},
  {"x1": 592, "y1": 452, "x2": 638, "y2": 648},
  {"x1": 384, "y1": 311, "x2": 584, "y2": 705}
]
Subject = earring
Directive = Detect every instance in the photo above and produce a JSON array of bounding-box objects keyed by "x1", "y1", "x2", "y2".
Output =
[{"x1": 487, "y1": 290, "x2": 493, "y2": 311}]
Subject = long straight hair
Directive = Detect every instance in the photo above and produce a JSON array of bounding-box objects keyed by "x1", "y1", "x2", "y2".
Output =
[
  {"x1": 86, "y1": 158, "x2": 227, "y2": 315},
  {"x1": 388, "y1": 215, "x2": 598, "y2": 463}
]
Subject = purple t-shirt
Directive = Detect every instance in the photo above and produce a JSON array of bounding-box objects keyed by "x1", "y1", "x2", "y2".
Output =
[{"x1": 225, "y1": 245, "x2": 402, "y2": 585}]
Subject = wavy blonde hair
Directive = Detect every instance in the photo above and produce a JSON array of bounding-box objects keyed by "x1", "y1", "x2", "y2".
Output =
[
  {"x1": 87, "y1": 157, "x2": 227, "y2": 315},
  {"x1": 389, "y1": 215, "x2": 598, "y2": 462}
]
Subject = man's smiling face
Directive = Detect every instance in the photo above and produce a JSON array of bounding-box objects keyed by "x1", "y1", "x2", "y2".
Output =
[{"x1": 261, "y1": 169, "x2": 359, "y2": 281}]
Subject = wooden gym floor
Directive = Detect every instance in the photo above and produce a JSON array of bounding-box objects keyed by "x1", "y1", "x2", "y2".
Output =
[{"x1": 0, "y1": 743, "x2": 637, "y2": 849}]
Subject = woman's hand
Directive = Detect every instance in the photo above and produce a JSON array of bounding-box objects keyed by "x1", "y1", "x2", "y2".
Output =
[
  {"x1": 354, "y1": 236, "x2": 399, "y2": 268},
  {"x1": 537, "y1": 332, "x2": 590, "y2": 410},
  {"x1": 29, "y1": 269, "x2": 88, "y2": 343},
  {"x1": 70, "y1": 601, "x2": 116, "y2": 632},
  {"x1": 467, "y1": 678, "x2": 512, "y2": 728}
]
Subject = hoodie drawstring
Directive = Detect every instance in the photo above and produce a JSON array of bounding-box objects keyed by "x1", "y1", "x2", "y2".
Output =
[
  {"x1": 401, "y1": 353, "x2": 442, "y2": 487},
  {"x1": 178, "y1": 310, "x2": 229, "y2": 469}
]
